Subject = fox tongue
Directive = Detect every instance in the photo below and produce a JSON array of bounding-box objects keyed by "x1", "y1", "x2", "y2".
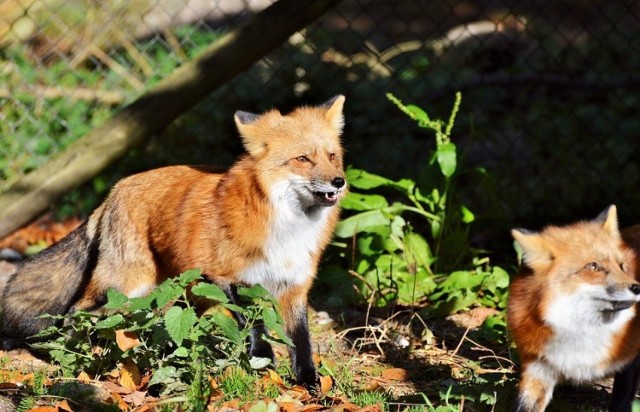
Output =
[{"x1": 325, "y1": 192, "x2": 337, "y2": 201}]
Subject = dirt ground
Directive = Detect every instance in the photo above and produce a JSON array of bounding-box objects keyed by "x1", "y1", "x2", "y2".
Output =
[{"x1": 0, "y1": 219, "x2": 618, "y2": 411}]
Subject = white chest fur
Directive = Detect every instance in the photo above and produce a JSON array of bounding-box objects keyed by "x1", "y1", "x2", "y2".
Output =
[
  {"x1": 237, "y1": 180, "x2": 332, "y2": 297},
  {"x1": 542, "y1": 287, "x2": 636, "y2": 381}
]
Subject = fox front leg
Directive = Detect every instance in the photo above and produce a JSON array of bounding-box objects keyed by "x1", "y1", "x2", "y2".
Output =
[
  {"x1": 279, "y1": 293, "x2": 319, "y2": 388},
  {"x1": 515, "y1": 362, "x2": 556, "y2": 412},
  {"x1": 222, "y1": 284, "x2": 276, "y2": 365},
  {"x1": 610, "y1": 356, "x2": 640, "y2": 412}
]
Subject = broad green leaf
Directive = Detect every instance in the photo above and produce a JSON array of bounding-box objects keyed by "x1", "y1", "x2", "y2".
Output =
[
  {"x1": 491, "y1": 266, "x2": 510, "y2": 289},
  {"x1": 403, "y1": 233, "x2": 434, "y2": 269},
  {"x1": 262, "y1": 307, "x2": 293, "y2": 346},
  {"x1": 461, "y1": 205, "x2": 475, "y2": 223},
  {"x1": 172, "y1": 346, "x2": 189, "y2": 358},
  {"x1": 340, "y1": 192, "x2": 388, "y2": 211},
  {"x1": 357, "y1": 235, "x2": 380, "y2": 256},
  {"x1": 335, "y1": 209, "x2": 391, "y2": 238},
  {"x1": 155, "y1": 284, "x2": 182, "y2": 308},
  {"x1": 392, "y1": 178, "x2": 415, "y2": 192},
  {"x1": 346, "y1": 168, "x2": 394, "y2": 189},
  {"x1": 406, "y1": 104, "x2": 430, "y2": 125},
  {"x1": 103, "y1": 289, "x2": 129, "y2": 309},
  {"x1": 446, "y1": 292, "x2": 478, "y2": 313},
  {"x1": 222, "y1": 303, "x2": 245, "y2": 313},
  {"x1": 443, "y1": 270, "x2": 485, "y2": 289},
  {"x1": 94, "y1": 314, "x2": 124, "y2": 329},
  {"x1": 237, "y1": 284, "x2": 270, "y2": 299},
  {"x1": 127, "y1": 294, "x2": 156, "y2": 312},
  {"x1": 177, "y1": 269, "x2": 203, "y2": 286},
  {"x1": 191, "y1": 283, "x2": 229, "y2": 303},
  {"x1": 436, "y1": 142, "x2": 457, "y2": 177},
  {"x1": 164, "y1": 306, "x2": 197, "y2": 346},
  {"x1": 149, "y1": 366, "x2": 179, "y2": 387},
  {"x1": 390, "y1": 215, "x2": 406, "y2": 238},
  {"x1": 211, "y1": 312, "x2": 242, "y2": 344}
]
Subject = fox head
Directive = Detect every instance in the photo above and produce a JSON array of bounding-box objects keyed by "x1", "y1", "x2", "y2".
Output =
[
  {"x1": 512, "y1": 205, "x2": 640, "y2": 322},
  {"x1": 234, "y1": 96, "x2": 347, "y2": 211}
]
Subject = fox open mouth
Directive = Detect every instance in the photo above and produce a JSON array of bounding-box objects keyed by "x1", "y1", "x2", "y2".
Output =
[
  {"x1": 313, "y1": 191, "x2": 339, "y2": 206},
  {"x1": 603, "y1": 299, "x2": 636, "y2": 312}
]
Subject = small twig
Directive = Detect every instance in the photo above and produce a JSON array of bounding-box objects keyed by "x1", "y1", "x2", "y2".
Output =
[
  {"x1": 450, "y1": 319, "x2": 474, "y2": 360},
  {"x1": 87, "y1": 44, "x2": 145, "y2": 90},
  {"x1": 163, "y1": 28, "x2": 188, "y2": 63},
  {"x1": 0, "y1": 85, "x2": 125, "y2": 105},
  {"x1": 113, "y1": 29, "x2": 154, "y2": 77}
]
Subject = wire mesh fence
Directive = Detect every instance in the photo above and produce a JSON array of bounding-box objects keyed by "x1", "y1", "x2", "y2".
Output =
[{"x1": 2, "y1": 0, "x2": 640, "y2": 252}]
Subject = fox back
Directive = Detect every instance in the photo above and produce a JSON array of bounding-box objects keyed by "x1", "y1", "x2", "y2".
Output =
[
  {"x1": 0, "y1": 96, "x2": 347, "y2": 387},
  {"x1": 509, "y1": 205, "x2": 640, "y2": 411}
]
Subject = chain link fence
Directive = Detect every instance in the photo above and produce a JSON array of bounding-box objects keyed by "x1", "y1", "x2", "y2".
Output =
[{"x1": 2, "y1": 0, "x2": 640, "y2": 254}]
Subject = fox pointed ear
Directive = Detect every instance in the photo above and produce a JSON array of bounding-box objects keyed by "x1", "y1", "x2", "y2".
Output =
[
  {"x1": 321, "y1": 95, "x2": 345, "y2": 132},
  {"x1": 597, "y1": 205, "x2": 620, "y2": 238},
  {"x1": 512, "y1": 228, "x2": 553, "y2": 270},
  {"x1": 234, "y1": 110, "x2": 267, "y2": 157}
]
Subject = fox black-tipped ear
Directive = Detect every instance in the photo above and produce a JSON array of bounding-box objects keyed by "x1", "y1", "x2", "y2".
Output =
[
  {"x1": 511, "y1": 228, "x2": 553, "y2": 270},
  {"x1": 321, "y1": 95, "x2": 345, "y2": 132},
  {"x1": 234, "y1": 110, "x2": 260, "y2": 125},
  {"x1": 596, "y1": 205, "x2": 619, "y2": 237},
  {"x1": 234, "y1": 111, "x2": 267, "y2": 157}
]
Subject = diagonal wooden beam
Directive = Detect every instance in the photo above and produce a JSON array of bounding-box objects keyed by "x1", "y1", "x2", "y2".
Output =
[{"x1": 0, "y1": 0, "x2": 344, "y2": 238}]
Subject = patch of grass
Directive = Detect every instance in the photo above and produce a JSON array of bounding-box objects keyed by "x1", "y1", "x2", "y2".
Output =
[{"x1": 23, "y1": 270, "x2": 292, "y2": 410}]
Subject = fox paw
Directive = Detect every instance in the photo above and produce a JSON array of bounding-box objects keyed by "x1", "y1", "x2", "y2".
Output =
[
  {"x1": 0, "y1": 337, "x2": 24, "y2": 351},
  {"x1": 296, "y1": 368, "x2": 320, "y2": 389},
  {"x1": 249, "y1": 340, "x2": 276, "y2": 365}
]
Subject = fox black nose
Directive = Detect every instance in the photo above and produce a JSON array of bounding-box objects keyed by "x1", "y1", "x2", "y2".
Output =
[
  {"x1": 631, "y1": 284, "x2": 640, "y2": 295},
  {"x1": 331, "y1": 177, "x2": 346, "y2": 189}
]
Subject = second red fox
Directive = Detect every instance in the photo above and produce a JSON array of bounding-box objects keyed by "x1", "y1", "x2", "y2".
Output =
[
  {"x1": 0, "y1": 95, "x2": 348, "y2": 387},
  {"x1": 509, "y1": 205, "x2": 640, "y2": 411}
]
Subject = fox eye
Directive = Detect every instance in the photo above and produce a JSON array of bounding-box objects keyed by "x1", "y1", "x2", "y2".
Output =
[
  {"x1": 621, "y1": 262, "x2": 629, "y2": 272},
  {"x1": 585, "y1": 262, "x2": 602, "y2": 272},
  {"x1": 329, "y1": 153, "x2": 336, "y2": 161},
  {"x1": 296, "y1": 156, "x2": 310, "y2": 163}
]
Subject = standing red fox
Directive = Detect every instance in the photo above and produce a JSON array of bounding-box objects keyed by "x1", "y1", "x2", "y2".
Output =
[
  {"x1": 509, "y1": 205, "x2": 640, "y2": 411},
  {"x1": 0, "y1": 95, "x2": 347, "y2": 387}
]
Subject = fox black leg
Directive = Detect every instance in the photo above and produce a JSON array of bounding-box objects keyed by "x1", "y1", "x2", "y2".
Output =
[
  {"x1": 287, "y1": 305, "x2": 319, "y2": 388},
  {"x1": 610, "y1": 355, "x2": 640, "y2": 412},
  {"x1": 222, "y1": 284, "x2": 275, "y2": 364}
]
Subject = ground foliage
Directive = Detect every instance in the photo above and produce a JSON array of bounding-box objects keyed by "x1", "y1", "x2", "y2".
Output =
[{"x1": 0, "y1": 96, "x2": 619, "y2": 411}]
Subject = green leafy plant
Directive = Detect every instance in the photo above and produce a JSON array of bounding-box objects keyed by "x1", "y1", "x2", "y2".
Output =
[
  {"x1": 31, "y1": 270, "x2": 292, "y2": 400},
  {"x1": 331, "y1": 93, "x2": 508, "y2": 313}
]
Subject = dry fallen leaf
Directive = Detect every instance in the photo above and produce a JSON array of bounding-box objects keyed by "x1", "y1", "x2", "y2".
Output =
[
  {"x1": 118, "y1": 359, "x2": 142, "y2": 391},
  {"x1": 380, "y1": 367, "x2": 409, "y2": 381},
  {"x1": 285, "y1": 386, "x2": 312, "y2": 402},
  {"x1": 301, "y1": 404, "x2": 325, "y2": 411},
  {"x1": 355, "y1": 405, "x2": 384, "y2": 412},
  {"x1": 319, "y1": 375, "x2": 333, "y2": 394},
  {"x1": 56, "y1": 399, "x2": 74, "y2": 411},
  {"x1": 76, "y1": 371, "x2": 92, "y2": 384},
  {"x1": 0, "y1": 370, "x2": 33, "y2": 384},
  {"x1": 328, "y1": 396, "x2": 361, "y2": 411},
  {"x1": 108, "y1": 392, "x2": 129, "y2": 411},
  {"x1": 266, "y1": 369, "x2": 284, "y2": 386},
  {"x1": 123, "y1": 390, "x2": 147, "y2": 407},
  {"x1": 115, "y1": 330, "x2": 141, "y2": 352},
  {"x1": 360, "y1": 380, "x2": 381, "y2": 392},
  {"x1": 133, "y1": 404, "x2": 155, "y2": 412},
  {"x1": 278, "y1": 401, "x2": 298, "y2": 412}
]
